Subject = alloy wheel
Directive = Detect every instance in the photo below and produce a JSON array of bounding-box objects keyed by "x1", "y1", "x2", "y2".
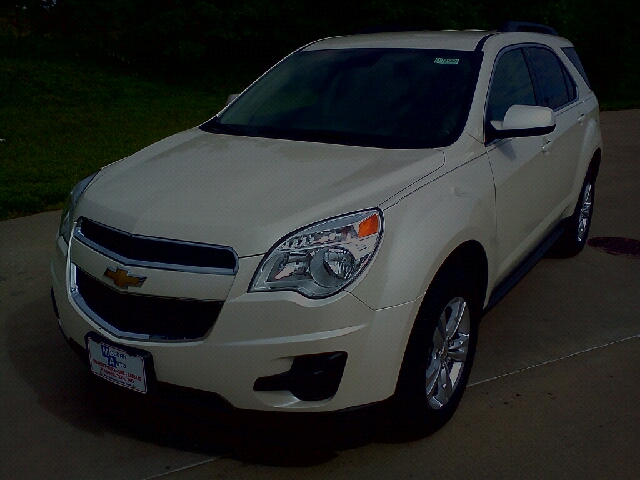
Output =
[
  {"x1": 577, "y1": 182, "x2": 593, "y2": 243},
  {"x1": 425, "y1": 297, "x2": 471, "y2": 410}
]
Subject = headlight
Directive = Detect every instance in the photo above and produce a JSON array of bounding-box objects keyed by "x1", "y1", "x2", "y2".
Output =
[
  {"x1": 249, "y1": 209, "x2": 383, "y2": 298},
  {"x1": 58, "y1": 172, "x2": 98, "y2": 244}
]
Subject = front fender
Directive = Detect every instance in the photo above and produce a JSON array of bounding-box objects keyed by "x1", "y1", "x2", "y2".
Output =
[{"x1": 350, "y1": 152, "x2": 497, "y2": 311}]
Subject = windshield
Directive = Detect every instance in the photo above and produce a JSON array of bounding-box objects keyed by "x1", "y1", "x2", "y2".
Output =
[{"x1": 203, "y1": 48, "x2": 482, "y2": 149}]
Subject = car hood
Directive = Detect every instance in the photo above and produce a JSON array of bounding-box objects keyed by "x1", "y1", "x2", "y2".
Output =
[{"x1": 76, "y1": 128, "x2": 444, "y2": 257}]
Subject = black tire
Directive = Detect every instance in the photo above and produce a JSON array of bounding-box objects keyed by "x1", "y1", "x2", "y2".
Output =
[
  {"x1": 547, "y1": 173, "x2": 596, "y2": 258},
  {"x1": 387, "y1": 267, "x2": 481, "y2": 438}
]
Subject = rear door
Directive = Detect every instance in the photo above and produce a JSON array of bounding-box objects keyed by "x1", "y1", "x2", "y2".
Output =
[{"x1": 525, "y1": 46, "x2": 583, "y2": 214}]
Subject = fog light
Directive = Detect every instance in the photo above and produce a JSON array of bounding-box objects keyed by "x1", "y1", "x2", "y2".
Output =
[{"x1": 253, "y1": 351, "x2": 348, "y2": 401}]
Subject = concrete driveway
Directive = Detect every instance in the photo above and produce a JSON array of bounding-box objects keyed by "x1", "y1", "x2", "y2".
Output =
[{"x1": 1, "y1": 110, "x2": 639, "y2": 479}]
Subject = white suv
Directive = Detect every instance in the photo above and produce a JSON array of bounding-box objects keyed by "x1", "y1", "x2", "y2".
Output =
[{"x1": 51, "y1": 22, "x2": 602, "y2": 434}]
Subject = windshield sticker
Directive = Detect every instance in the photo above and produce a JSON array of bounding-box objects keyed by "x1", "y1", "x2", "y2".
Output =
[{"x1": 434, "y1": 58, "x2": 460, "y2": 65}]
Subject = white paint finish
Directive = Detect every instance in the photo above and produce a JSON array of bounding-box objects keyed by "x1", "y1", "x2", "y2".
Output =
[
  {"x1": 487, "y1": 131, "x2": 558, "y2": 278},
  {"x1": 53, "y1": 280, "x2": 417, "y2": 410},
  {"x1": 303, "y1": 31, "x2": 490, "y2": 51},
  {"x1": 501, "y1": 105, "x2": 555, "y2": 130},
  {"x1": 543, "y1": 100, "x2": 590, "y2": 212},
  {"x1": 75, "y1": 131, "x2": 444, "y2": 258},
  {"x1": 50, "y1": 28, "x2": 603, "y2": 416},
  {"x1": 358, "y1": 147, "x2": 497, "y2": 309}
]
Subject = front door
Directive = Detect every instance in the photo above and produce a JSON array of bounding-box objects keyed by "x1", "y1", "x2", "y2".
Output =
[{"x1": 485, "y1": 47, "x2": 556, "y2": 279}]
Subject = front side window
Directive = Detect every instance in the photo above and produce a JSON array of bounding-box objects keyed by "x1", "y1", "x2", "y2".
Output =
[
  {"x1": 207, "y1": 48, "x2": 483, "y2": 149},
  {"x1": 486, "y1": 48, "x2": 536, "y2": 122}
]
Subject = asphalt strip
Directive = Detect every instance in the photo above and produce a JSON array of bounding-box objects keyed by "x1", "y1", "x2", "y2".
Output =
[
  {"x1": 141, "y1": 458, "x2": 220, "y2": 480},
  {"x1": 467, "y1": 333, "x2": 640, "y2": 387},
  {"x1": 138, "y1": 333, "x2": 640, "y2": 480}
]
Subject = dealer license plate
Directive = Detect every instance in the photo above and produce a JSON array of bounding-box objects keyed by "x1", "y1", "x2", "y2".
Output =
[{"x1": 87, "y1": 337, "x2": 148, "y2": 393}]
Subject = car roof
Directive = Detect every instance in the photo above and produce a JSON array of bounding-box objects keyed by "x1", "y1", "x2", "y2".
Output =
[
  {"x1": 302, "y1": 30, "x2": 572, "y2": 52},
  {"x1": 303, "y1": 31, "x2": 491, "y2": 52}
]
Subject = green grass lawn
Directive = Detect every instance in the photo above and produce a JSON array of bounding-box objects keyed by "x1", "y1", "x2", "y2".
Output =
[
  {"x1": 0, "y1": 55, "x2": 247, "y2": 220},
  {"x1": 1, "y1": 50, "x2": 638, "y2": 222}
]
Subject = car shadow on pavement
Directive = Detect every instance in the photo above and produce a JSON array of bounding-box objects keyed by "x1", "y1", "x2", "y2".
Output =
[
  {"x1": 5, "y1": 293, "x2": 227, "y2": 454},
  {"x1": 6, "y1": 291, "x2": 419, "y2": 466}
]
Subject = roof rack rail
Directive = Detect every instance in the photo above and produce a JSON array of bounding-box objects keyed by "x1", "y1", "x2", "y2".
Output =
[{"x1": 497, "y1": 21, "x2": 558, "y2": 36}]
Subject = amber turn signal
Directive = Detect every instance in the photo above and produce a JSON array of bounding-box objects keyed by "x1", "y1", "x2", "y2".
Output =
[{"x1": 358, "y1": 214, "x2": 379, "y2": 238}]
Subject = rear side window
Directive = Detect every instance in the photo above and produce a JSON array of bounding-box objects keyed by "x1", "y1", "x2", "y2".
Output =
[
  {"x1": 561, "y1": 67, "x2": 577, "y2": 103},
  {"x1": 487, "y1": 48, "x2": 537, "y2": 122},
  {"x1": 527, "y1": 47, "x2": 574, "y2": 110},
  {"x1": 562, "y1": 47, "x2": 591, "y2": 89}
]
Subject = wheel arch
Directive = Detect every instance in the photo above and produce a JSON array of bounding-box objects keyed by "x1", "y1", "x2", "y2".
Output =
[
  {"x1": 406, "y1": 240, "x2": 489, "y2": 327},
  {"x1": 587, "y1": 148, "x2": 602, "y2": 180},
  {"x1": 388, "y1": 245, "x2": 485, "y2": 434},
  {"x1": 435, "y1": 240, "x2": 489, "y2": 309}
]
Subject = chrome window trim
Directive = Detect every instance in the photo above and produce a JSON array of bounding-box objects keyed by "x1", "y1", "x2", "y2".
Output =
[{"x1": 73, "y1": 223, "x2": 238, "y2": 276}]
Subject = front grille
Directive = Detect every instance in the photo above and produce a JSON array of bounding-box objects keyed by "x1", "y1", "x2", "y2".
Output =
[
  {"x1": 75, "y1": 268, "x2": 223, "y2": 340},
  {"x1": 77, "y1": 217, "x2": 237, "y2": 273}
]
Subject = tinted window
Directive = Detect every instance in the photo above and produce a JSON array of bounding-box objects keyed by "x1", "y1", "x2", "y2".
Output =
[
  {"x1": 211, "y1": 49, "x2": 482, "y2": 149},
  {"x1": 562, "y1": 66, "x2": 577, "y2": 102},
  {"x1": 561, "y1": 47, "x2": 591, "y2": 89},
  {"x1": 527, "y1": 47, "x2": 571, "y2": 110},
  {"x1": 487, "y1": 48, "x2": 536, "y2": 122}
]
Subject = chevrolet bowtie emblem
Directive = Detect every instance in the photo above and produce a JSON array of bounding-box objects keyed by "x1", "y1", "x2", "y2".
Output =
[{"x1": 103, "y1": 267, "x2": 147, "y2": 289}]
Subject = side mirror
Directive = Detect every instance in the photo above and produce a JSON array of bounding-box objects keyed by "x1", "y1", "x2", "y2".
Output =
[
  {"x1": 225, "y1": 94, "x2": 239, "y2": 106},
  {"x1": 486, "y1": 105, "x2": 556, "y2": 143}
]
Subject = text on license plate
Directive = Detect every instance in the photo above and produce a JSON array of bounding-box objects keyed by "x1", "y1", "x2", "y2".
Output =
[{"x1": 87, "y1": 338, "x2": 148, "y2": 393}]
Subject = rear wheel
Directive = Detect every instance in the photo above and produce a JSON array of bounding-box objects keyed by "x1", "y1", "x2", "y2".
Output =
[
  {"x1": 390, "y1": 267, "x2": 480, "y2": 436},
  {"x1": 548, "y1": 173, "x2": 596, "y2": 258}
]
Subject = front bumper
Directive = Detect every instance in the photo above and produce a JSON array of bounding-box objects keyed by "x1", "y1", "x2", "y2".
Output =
[{"x1": 51, "y1": 233, "x2": 418, "y2": 412}]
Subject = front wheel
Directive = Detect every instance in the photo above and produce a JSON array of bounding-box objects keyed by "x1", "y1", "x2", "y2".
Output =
[{"x1": 389, "y1": 267, "x2": 480, "y2": 437}]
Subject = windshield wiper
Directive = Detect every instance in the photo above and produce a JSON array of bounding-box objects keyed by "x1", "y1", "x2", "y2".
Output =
[{"x1": 199, "y1": 118, "x2": 245, "y2": 136}]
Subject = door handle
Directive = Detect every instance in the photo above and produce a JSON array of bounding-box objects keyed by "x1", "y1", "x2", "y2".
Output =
[
  {"x1": 542, "y1": 138, "x2": 554, "y2": 153},
  {"x1": 578, "y1": 114, "x2": 586, "y2": 125}
]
